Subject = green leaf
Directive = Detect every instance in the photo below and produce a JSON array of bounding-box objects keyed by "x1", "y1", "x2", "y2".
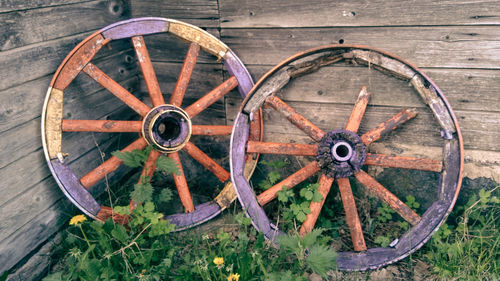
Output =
[
  {"x1": 112, "y1": 146, "x2": 151, "y2": 168},
  {"x1": 156, "y1": 155, "x2": 180, "y2": 175},
  {"x1": 268, "y1": 171, "x2": 281, "y2": 185},
  {"x1": 42, "y1": 272, "x2": 63, "y2": 281},
  {"x1": 131, "y1": 181, "x2": 154, "y2": 204},
  {"x1": 277, "y1": 186, "x2": 293, "y2": 203},
  {"x1": 113, "y1": 205, "x2": 131, "y2": 215},
  {"x1": 296, "y1": 212, "x2": 307, "y2": 222},
  {"x1": 374, "y1": 235, "x2": 391, "y2": 247},
  {"x1": 302, "y1": 228, "x2": 323, "y2": 248},
  {"x1": 260, "y1": 160, "x2": 288, "y2": 169},
  {"x1": 111, "y1": 224, "x2": 129, "y2": 243},
  {"x1": 312, "y1": 191, "x2": 323, "y2": 202},
  {"x1": 306, "y1": 244, "x2": 337, "y2": 276},
  {"x1": 158, "y1": 188, "x2": 173, "y2": 203}
]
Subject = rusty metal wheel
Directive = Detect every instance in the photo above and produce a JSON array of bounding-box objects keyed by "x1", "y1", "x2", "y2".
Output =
[
  {"x1": 230, "y1": 45, "x2": 463, "y2": 270},
  {"x1": 42, "y1": 17, "x2": 262, "y2": 230}
]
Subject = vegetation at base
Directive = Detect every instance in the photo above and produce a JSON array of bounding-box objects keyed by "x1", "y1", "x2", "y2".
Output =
[{"x1": 42, "y1": 149, "x2": 498, "y2": 280}]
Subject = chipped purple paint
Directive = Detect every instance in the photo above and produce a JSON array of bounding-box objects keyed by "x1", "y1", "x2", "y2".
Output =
[
  {"x1": 224, "y1": 50, "x2": 254, "y2": 97},
  {"x1": 50, "y1": 160, "x2": 101, "y2": 216},
  {"x1": 166, "y1": 201, "x2": 221, "y2": 231},
  {"x1": 101, "y1": 17, "x2": 169, "y2": 40}
]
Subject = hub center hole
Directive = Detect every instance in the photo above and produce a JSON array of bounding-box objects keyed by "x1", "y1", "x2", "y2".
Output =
[
  {"x1": 336, "y1": 144, "x2": 349, "y2": 158},
  {"x1": 158, "y1": 116, "x2": 181, "y2": 141},
  {"x1": 331, "y1": 141, "x2": 353, "y2": 162}
]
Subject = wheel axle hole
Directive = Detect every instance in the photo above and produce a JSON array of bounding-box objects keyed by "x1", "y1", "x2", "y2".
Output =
[
  {"x1": 336, "y1": 144, "x2": 349, "y2": 158},
  {"x1": 158, "y1": 117, "x2": 181, "y2": 141}
]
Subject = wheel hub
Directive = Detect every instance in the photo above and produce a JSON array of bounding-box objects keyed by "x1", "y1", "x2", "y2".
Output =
[
  {"x1": 142, "y1": 105, "x2": 192, "y2": 152},
  {"x1": 316, "y1": 129, "x2": 366, "y2": 178}
]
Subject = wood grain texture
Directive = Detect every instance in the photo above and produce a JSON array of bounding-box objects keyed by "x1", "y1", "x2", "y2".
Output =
[
  {"x1": 221, "y1": 27, "x2": 500, "y2": 69},
  {"x1": 0, "y1": 34, "x2": 131, "y2": 91},
  {"x1": 0, "y1": 0, "x2": 130, "y2": 52},
  {"x1": 220, "y1": 0, "x2": 500, "y2": 28},
  {"x1": 0, "y1": 0, "x2": 85, "y2": 13},
  {"x1": 131, "y1": 0, "x2": 219, "y2": 28},
  {"x1": 0, "y1": 49, "x2": 139, "y2": 134}
]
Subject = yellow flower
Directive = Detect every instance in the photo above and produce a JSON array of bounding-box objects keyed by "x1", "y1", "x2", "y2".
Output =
[
  {"x1": 69, "y1": 214, "x2": 87, "y2": 226},
  {"x1": 228, "y1": 273, "x2": 240, "y2": 281},
  {"x1": 213, "y1": 257, "x2": 224, "y2": 266}
]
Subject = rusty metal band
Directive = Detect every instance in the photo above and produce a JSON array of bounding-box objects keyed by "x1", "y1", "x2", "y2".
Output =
[{"x1": 230, "y1": 44, "x2": 463, "y2": 271}]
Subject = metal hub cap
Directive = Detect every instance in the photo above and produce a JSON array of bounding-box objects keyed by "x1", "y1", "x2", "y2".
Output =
[
  {"x1": 316, "y1": 129, "x2": 366, "y2": 178},
  {"x1": 142, "y1": 105, "x2": 192, "y2": 152}
]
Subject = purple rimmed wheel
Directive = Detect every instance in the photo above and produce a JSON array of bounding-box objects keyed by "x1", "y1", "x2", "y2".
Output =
[
  {"x1": 42, "y1": 17, "x2": 263, "y2": 231},
  {"x1": 230, "y1": 44, "x2": 463, "y2": 270}
]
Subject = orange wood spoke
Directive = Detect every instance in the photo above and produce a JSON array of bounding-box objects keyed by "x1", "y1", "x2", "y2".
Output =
[
  {"x1": 184, "y1": 76, "x2": 238, "y2": 118},
  {"x1": 345, "y1": 86, "x2": 371, "y2": 133},
  {"x1": 168, "y1": 152, "x2": 195, "y2": 213},
  {"x1": 365, "y1": 153, "x2": 443, "y2": 172},
  {"x1": 169, "y1": 43, "x2": 200, "y2": 106},
  {"x1": 361, "y1": 108, "x2": 418, "y2": 145},
  {"x1": 62, "y1": 120, "x2": 142, "y2": 133},
  {"x1": 96, "y1": 206, "x2": 129, "y2": 224},
  {"x1": 183, "y1": 142, "x2": 230, "y2": 182},
  {"x1": 337, "y1": 177, "x2": 367, "y2": 251},
  {"x1": 131, "y1": 35, "x2": 165, "y2": 107},
  {"x1": 80, "y1": 138, "x2": 148, "y2": 189},
  {"x1": 258, "y1": 161, "x2": 320, "y2": 206},
  {"x1": 354, "y1": 170, "x2": 420, "y2": 225},
  {"x1": 139, "y1": 149, "x2": 161, "y2": 182},
  {"x1": 83, "y1": 63, "x2": 151, "y2": 116},
  {"x1": 299, "y1": 174, "x2": 334, "y2": 236},
  {"x1": 246, "y1": 141, "x2": 317, "y2": 156},
  {"x1": 191, "y1": 125, "x2": 233, "y2": 136},
  {"x1": 265, "y1": 96, "x2": 325, "y2": 142}
]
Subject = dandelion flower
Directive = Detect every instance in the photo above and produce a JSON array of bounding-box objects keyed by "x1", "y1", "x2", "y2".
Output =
[
  {"x1": 228, "y1": 273, "x2": 240, "y2": 281},
  {"x1": 69, "y1": 214, "x2": 87, "y2": 225},
  {"x1": 213, "y1": 257, "x2": 224, "y2": 266}
]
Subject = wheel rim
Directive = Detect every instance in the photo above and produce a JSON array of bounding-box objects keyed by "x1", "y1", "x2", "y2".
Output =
[
  {"x1": 41, "y1": 17, "x2": 262, "y2": 231},
  {"x1": 230, "y1": 44, "x2": 463, "y2": 270}
]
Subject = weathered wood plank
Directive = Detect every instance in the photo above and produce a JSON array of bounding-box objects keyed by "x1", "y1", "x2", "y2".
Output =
[
  {"x1": 0, "y1": 0, "x2": 130, "y2": 51},
  {"x1": 230, "y1": 65, "x2": 500, "y2": 113},
  {"x1": 0, "y1": 33, "x2": 131, "y2": 91},
  {"x1": 0, "y1": 132, "x2": 133, "y2": 243},
  {"x1": 0, "y1": 198, "x2": 70, "y2": 274},
  {"x1": 220, "y1": 0, "x2": 500, "y2": 28},
  {"x1": 220, "y1": 27, "x2": 500, "y2": 69},
  {"x1": 0, "y1": 77, "x2": 139, "y2": 169},
  {"x1": 0, "y1": 49, "x2": 139, "y2": 134},
  {"x1": 0, "y1": 0, "x2": 85, "y2": 13},
  {"x1": 131, "y1": 0, "x2": 219, "y2": 28},
  {"x1": 226, "y1": 97, "x2": 500, "y2": 152}
]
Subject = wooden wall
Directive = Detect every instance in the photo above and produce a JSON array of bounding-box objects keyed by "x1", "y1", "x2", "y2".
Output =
[
  {"x1": 0, "y1": 0, "x2": 134, "y2": 277},
  {"x1": 2, "y1": 0, "x2": 499, "y2": 278}
]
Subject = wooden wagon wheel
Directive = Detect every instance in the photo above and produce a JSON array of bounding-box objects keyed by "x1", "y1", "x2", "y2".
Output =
[
  {"x1": 42, "y1": 17, "x2": 262, "y2": 231},
  {"x1": 230, "y1": 45, "x2": 463, "y2": 270}
]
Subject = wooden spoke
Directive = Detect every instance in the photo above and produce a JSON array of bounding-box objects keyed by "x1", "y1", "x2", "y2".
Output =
[
  {"x1": 83, "y1": 63, "x2": 151, "y2": 116},
  {"x1": 170, "y1": 43, "x2": 200, "y2": 106},
  {"x1": 184, "y1": 76, "x2": 238, "y2": 118},
  {"x1": 168, "y1": 152, "x2": 195, "y2": 213},
  {"x1": 139, "y1": 149, "x2": 161, "y2": 182},
  {"x1": 80, "y1": 138, "x2": 148, "y2": 189},
  {"x1": 258, "y1": 161, "x2": 320, "y2": 206},
  {"x1": 192, "y1": 125, "x2": 232, "y2": 136},
  {"x1": 337, "y1": 178, "x2": 367, "y2": 251},
  {"x1": 265, "y1": 96, "x2": 325, "y2": 142},
  {"x1": 183, "y1": 142, "x2": 230, "y2": 182},
  {"x1": 345, "y1": 86, "x2": 371, "y2": 133},
  {"x1": 354, "y1": 170, "x2": 420, "y2": 225},
  {"x1": 131, "y1": 36, "x2": 165, "y2": 107},
  {"x1": 299, "y1": 174, "x2": 334, "y2": 236},
  {"x1": 361, "y1": 108, "x2": 418, "y2": 145},
  {"x1": 365, "y1": 153, "x2": 442, "y2": 172},
  {"x1": 62, "y1": 120, "x2": 142, "y2": 133},
  {"x1": 246, "y1": 141, "x2": 317, "y2": 156},
  {"x1": 96, "y1": 206, "x2": 129, "y2": 224}
]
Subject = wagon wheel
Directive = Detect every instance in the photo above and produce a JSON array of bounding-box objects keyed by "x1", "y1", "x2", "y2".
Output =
[
  {"x1": 42, "y1": 17, "x2": 262, "y2": 230},
  {"x1": 230, "y1": 45, "x2": 463, "y2": 270}
]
